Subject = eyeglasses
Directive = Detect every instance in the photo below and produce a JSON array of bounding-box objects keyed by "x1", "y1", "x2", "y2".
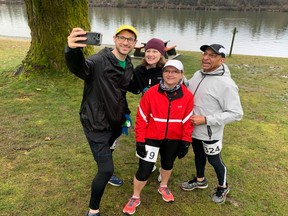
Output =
[
  {"x1": 116, "y1": 35, "x2": 136, "y2": 43},
  {"x1": 202, "y1": 52, "x2": 220, "y2": 59},
  {"x1": 163, "y1": 69, "x2": 182, "y2": 74}
]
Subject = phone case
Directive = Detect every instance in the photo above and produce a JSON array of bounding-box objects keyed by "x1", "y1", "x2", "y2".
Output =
[{"x1": 77, "y1": 32, "x2": 102, "y2": 46}]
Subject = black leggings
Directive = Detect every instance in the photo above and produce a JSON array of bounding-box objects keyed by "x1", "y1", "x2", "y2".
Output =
[
  {"x1": 135, "y1": 139, "x2": 181, "y2": 181},
  {"x1": 192, "y1": 138, "x2": 227, "y2": 186},
  {"x1": 84, "y1": 127, "x2": 122, "y2": 210}
]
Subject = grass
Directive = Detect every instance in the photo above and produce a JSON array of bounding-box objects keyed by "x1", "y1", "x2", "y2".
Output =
[{"x1": 0, "y1": 37, "x2": 287, "y2": 216}]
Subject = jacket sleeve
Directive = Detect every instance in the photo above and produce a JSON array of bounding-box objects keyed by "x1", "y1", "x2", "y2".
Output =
[
  {"x1": 64, "y1": 45, "x2": 91, "y2": 80},
  {"x1": 124, "y1": 92, "x2": 131, "y2": 115},
  {"x1": 135, "y1": 90, "x2": 151, "y2": 142},
  {"x1": 182, "y1": 90, "x2": 194, "y2": 142},
  {"x1": 127, "y1": 68, "x2": 141, "y2": 94}
]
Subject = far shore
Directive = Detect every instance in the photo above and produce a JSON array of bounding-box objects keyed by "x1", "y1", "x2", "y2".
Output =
[
  {"x1": 0, "y1": 35, "x2": 31, "y2": 41},
  {"x1": 1, "y1": 1, "x2": 287, "y2": 12}
]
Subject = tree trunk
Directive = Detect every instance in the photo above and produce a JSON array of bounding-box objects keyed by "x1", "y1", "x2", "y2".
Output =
[{"x1": 17, "y1": 0, "x2": 92, "y2": 76}]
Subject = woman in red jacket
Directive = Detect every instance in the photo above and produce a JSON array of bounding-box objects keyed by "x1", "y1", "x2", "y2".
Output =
[{"x1": 123, "y1": 60, "x2": 194, "y2": 215}]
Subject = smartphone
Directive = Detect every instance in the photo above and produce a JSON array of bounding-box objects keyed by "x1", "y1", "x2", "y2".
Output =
[{"x1": 77, "y1": 32, "x2": 103, "y2": 46}]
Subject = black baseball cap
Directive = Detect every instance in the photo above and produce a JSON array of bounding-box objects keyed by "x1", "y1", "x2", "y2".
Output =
[{"x1": 200, "y1": 44, "x2": 226, "y2": 58}]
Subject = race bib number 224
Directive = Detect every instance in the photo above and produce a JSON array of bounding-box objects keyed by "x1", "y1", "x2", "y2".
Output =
[{"x1": 202, "y1": 140, "x2": 222, "y2": 155}]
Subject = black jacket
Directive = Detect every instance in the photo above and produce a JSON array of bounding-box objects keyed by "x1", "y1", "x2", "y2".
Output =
[
  {"x1": 128, "y1": 64, "x2": 163, "y2": 94},
  {"x1": 65, "y1": 46, "x2": 133, "y2": 131}
]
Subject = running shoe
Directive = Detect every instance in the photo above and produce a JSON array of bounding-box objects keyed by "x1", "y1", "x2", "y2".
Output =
[
  {"x1": 158, "y1": 186, "x2": 174, "y2": 202},
  {"x1": 123, "y1": 197, "x2": 141, "y2": 215},
  {"x1": 108, "y1": 175, "x2": 123, "y2": 186},
  {"x1": 85, "y1": 211, "x2": 100, "y2": 216},
  {"x1": 181, "y1": 177, "x2": 208, "y2": 191},
  {"x1": 212, "y1": 185, "x2": 230, "y2": 204}
]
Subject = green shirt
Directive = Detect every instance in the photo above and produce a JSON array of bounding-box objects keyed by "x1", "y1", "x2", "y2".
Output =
[{"x1": 118, "y1": 59, "x2": 126, "y2": 69}]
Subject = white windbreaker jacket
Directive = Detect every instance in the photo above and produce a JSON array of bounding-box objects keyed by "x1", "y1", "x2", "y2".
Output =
[{"x1": 188, "y1": 64, "x2": 243, "y2": 141}]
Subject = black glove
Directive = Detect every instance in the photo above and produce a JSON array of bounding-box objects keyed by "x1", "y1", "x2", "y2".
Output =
[
  {"x1": 178, "y1": 141, "x2": 190, "y2": 159},
  {"x1": 136, "y1": 142, "x2": 147, "y2": 158}
]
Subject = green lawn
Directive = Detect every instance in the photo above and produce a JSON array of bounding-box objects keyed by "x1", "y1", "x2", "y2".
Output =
[{"x1": 0, "y1": 38, "x2": 287, "y2": 216}]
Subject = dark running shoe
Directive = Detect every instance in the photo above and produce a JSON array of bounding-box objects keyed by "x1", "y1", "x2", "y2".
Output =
[
  {"x1": 181, "y1": 177, "x2": 208, "y2": 191},
  {"x1": 212, "y1": 185, "x2": 230, "y2": 204},
  {"x1": 85, "y1": 211, "x2": 100, "y2": 216},
  {"x1": 108, "y1": 175, "x2": 123, "y2": 186}
]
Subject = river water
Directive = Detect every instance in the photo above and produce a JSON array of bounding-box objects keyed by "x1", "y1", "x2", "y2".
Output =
[{"x1": 0, "y1": 4, "x2": 287, "y2": 58}]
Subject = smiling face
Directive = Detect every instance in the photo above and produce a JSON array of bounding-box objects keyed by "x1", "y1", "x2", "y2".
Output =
[
  {"x1": 201, "y1": 48, "x2": 225, "y2": 72},
  {"x1": 112, "y1": 30, "x2": 137, "y2": 60},
  {"x1": 144, "y1": 48, "x2": 162, "y2": 68},
  {"x1": 162, "y1": 66, "x2": 183, "y2": 89}
]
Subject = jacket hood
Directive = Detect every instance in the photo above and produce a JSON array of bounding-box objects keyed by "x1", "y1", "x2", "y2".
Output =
[{"x1": 200, "y1": 63, "x2": 231, "y2": 77}]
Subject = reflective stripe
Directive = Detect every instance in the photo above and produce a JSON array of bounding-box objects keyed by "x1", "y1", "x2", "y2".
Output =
[
  {"x1": 153, "y1": 118, "x2": 182, "y2": 123},
  {"x1": 139, "y1": 105, "x2": 148, "y2": 123},
  {"x1": 151, "y1": 114, "x2": 182, "y2": 123},
  {"x1": 183, "y1": 110, "x2": 193, "y2": 124},
  {"x1": 140, "y1": 106, "x2": 192, "y2": 124}
]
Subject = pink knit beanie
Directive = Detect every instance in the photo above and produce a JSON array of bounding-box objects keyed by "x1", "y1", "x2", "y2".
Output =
[{"x1": 145, "y1": 38, "x2": 165, "y2": 56}]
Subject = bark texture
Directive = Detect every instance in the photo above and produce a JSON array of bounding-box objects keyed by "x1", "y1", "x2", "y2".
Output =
[{"x1": 18, "y1": 0, "x2": 92, "y2": 76}]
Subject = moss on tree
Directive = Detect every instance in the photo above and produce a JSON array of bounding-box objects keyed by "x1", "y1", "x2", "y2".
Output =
[{"x1": 18, "y1": 0, "x2": 93, "y2": 76}]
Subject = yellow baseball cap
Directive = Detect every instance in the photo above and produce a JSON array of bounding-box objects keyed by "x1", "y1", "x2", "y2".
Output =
[{"x1": 115, "y1": 24, "x2": 138, "y2": 39}]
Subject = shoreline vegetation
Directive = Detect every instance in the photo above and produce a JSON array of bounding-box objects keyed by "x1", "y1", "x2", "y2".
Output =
[{"x1": 1, "y1": 0, "x2": 288, "y2": 12}]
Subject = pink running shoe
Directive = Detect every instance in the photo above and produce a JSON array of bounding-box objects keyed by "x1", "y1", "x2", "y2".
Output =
[
  {"x1": 158, "y1": 186, "x2": 174, "y2": 202},
  {"x1": 123, "y1": 197, "x2": 141, "y2": 215}
]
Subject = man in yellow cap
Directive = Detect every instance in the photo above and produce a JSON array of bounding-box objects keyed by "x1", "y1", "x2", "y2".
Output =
[{"x1": 65, "y1": 24, "x2": 138, "y2": 216}]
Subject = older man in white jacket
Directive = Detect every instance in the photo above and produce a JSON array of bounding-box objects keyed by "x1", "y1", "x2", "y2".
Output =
[{"x1": 181, "y1": 44, "x2": 243, "y2": 204}]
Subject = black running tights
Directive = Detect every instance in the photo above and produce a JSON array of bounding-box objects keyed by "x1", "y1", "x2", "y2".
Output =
[{"x1": 192, "y1": 138, "x2": 227, "y2": 186}]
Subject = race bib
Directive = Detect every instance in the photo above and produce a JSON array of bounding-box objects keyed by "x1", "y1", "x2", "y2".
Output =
[
  {"x1": 136, "y1": 145, "x2": 160, "y2": 163},
  {"x1": 202, "y1": 140, "x2": 222, "y2": 155}
]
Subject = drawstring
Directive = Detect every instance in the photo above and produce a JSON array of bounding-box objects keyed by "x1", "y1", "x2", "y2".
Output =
[{"x1": 193, "y1": 75, "x2": 206, "y2": 96}]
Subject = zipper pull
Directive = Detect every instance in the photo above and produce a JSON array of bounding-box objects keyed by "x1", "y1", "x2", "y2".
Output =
[
  {"x1": 148, "y1": 78, "x2": 151, "y2": 88},
  {"x1": 207, "y1": 126, "x2": 212, "y2": 140}
]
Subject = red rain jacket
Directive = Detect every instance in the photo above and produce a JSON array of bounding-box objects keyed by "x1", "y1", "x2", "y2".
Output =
[{"x1": 135, "y1": 84, "x2": 194, "y2": 143}]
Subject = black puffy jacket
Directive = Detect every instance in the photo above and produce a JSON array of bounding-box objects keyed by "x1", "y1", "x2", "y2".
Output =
[{"x1": 65, "y1": 46, "x2": 133, "y2": 131}]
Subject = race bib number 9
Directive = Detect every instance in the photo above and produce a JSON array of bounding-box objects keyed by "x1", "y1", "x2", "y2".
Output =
[
  {"x1": 136, "y1": 145, "x2": 159, "y2": 163},
  {"x1": 202, "y1": 140, "x2": 222, "y2": 155}
]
